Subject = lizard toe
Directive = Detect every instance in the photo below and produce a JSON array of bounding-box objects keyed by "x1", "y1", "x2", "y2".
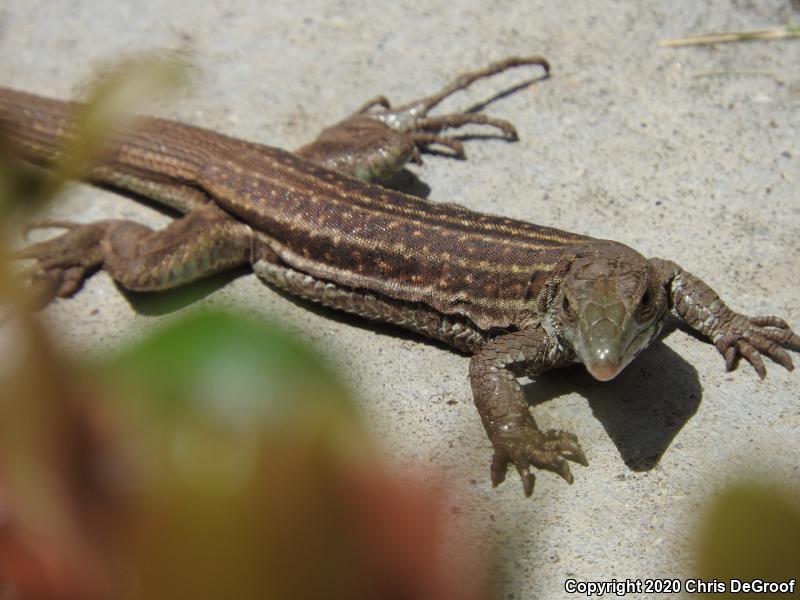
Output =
[
  {"x1": 759, "y1": 325, "x2": 800, "y2": 350},
  {"x1": 13, "y1": 222, "x2": 109, "y2": 307},
  {"x1": 715, "y1": 314, "x2": 799, "y2": 377},
  {"x1": 540, "y1": 429, "x2": 588, "y2": 466},
  {"x1": 515, "y1": 464, "x2": 536, "y2": 497},
  {"x1": 527, "y1": 449, "x2": 575, "y2": 484},
  {"x1": 736, "y1": 339, "x2": 767, "y2": 379},
  {"x1": 746, "y1": 331, "x2": 794, "y2": 371},
  {"x1": 490, "y1": 451, "x2": 509, "y2": 488},
  {"x1": 22, "y1": 219, "x2": 83, "y2": 240}
]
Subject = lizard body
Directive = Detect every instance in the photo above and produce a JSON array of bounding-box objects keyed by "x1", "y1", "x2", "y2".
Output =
[{"x1": 2, "y1": 57, "x2": 798, "y2": 496}]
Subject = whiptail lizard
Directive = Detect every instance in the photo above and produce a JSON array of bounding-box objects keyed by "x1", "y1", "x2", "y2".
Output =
[{"x1": 1, "y1": 57, "x2": 798, "y2": 496}]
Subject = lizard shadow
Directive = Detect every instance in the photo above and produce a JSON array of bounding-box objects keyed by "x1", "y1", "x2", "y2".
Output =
[
  {"x1": 382, "y1": 72, "x2": 550, "y2": 199},
  {"x1": 122, "y1": 272, "x2": 701, "y2": 473},
  {"x1": 465, "y1": 74, "x2": 549, "y2": 115},
  {"x1": 78, "y1": 185, "x2": 254, "y2": 315},
  {"x1": 121, "y1": 265, "x2": 251, "y2": 315},
  {"x1": 383, "y1": 168, "x2": 432, "y2": 198},
  {"x1": 122, "y1": 266, "x2": 466, "y2": 350},
  {"x1": 521, "y1": 327, "x2": 702, "y2": 471}
]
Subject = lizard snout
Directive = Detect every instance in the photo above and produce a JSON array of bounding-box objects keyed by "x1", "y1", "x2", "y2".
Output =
[
  {"x1": 584, "y1": 354, "x2": 624, "y2": 381},
  {"x1": 580, "y1": 320, "x2": 626, "y2": 381}
]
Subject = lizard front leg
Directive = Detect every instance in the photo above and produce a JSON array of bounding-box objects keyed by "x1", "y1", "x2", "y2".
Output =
[
  {"x1": 469, "y1": 327, "x2": 587, "y2": 497},
  {"x1": 14, "y1": 204, "x2": 256, "y2": 307},
  {"x1": 650, "y1": 258, "x2": 800, "y2": 377},
  {"x1": 295, "y1": 56, "x2": 550, "y2": 184}
]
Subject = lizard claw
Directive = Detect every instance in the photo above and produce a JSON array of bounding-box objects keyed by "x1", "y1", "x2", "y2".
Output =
[
  {"x1": 515, "y1": 464, "x2": 536, "y2": 497},
  {"x1": 355, "y1": 95, "x2": 391, "y2": 113},
  {"x1": 544, "y1": 429, "x2": 589, "y2": 467},
  {"x1": 489, "y1": 426, "x2": 587, "y2": 497},
  {"x1": 714, "y1": 313, "x2": 799, "y2": 378}
]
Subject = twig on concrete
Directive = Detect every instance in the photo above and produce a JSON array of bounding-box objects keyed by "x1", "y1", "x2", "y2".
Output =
[
  {"x1": 661, "y1": 24, "x2": 800, "y2": 47},
  {"x1": 691, "y1": 70, "x2": 779, "y2": 81}
]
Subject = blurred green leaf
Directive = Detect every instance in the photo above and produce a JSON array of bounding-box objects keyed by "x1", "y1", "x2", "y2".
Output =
[
  {"x1": 0, "y1": 309, "x2": 482, "y2": 600},
  {"x1": 56, "y1": 54, "x2": 189, "y2": 185},
  {"x1": 0, "y1": 52, "x2": 189, "y2": 222},
  {"x1": 92, "y1": 311, "x2": 364, "y2": 495},
  {"x1": 0, "y1": 52, "x2": 190, "y2": 311},
  {"x1": 695, "y1": 481, "x2": 800, "y2": 598},
  {"x1": 97, "y1": 310, "x2": 355, "y2": 420},
  {"x1": 89, "y1": 311, "x2": 377, "y2": 600}
]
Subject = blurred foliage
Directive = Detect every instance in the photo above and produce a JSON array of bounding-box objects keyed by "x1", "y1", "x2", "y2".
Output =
[
  {"x1": 93, "y1": 311, "x2": 363, "y2": 600},
  {"x1": 0, "y1": 310, "x2": 486, "y2": 600},
  {"x1": 0, "y1": 53, "x2": 188, "y2": 222},
  {"x1": 694, "y1": 481, "x2": 800, "y2": 598},
  {"x1": 59, "y1": 55, "x2": 189, "y2": 186},
  {"x1": 0, "y1": 53, "x2": 188, "y2": 310},
  {"x1": 6, "y1": 48, "x2": 796, "y2": 600},
  {"x1": 0, "y1": 55, "x2": 487, "y2": 600}
]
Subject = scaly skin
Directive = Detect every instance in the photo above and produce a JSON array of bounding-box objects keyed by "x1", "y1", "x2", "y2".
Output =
[
  {"x1": 469, "y1": 327, "x2": 585, "y2": 496},
  {"x1": 3, "y1": 57, "x2": 798, "y2": 497},
  {"x1": 472, "y1": 242, "x2": 799, "y2": 495},
  {"x1": 652, "y1": 258, "x2": 799, "y2": 378}
]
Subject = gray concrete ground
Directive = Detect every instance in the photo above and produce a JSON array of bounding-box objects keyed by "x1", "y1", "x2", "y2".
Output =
[{"x1": 2, "y1": 1, "x2": 799, "y2": 598}]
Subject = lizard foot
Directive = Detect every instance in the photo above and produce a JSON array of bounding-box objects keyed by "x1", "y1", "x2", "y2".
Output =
[
  {"x1": 12, "y1": 221, "x2": 109, "y2": 307},
  {"x1": 296, "y1": 56, "x2": 550, "y2": 182},
  {"x1": 714, "y1": 314, "x2": 800, "y2": 378},
  {"x1": 490, "y1": 426, "x2": 587, "y2": 497},
  {"x1": 360, "y1": 56, "x2": 550, "y2": 158}
]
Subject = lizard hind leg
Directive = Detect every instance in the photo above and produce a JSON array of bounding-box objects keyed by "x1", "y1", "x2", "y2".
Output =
[
  {"x1": 13, "y1": 206, "x2": 254, "y2": 308},
  {"x1": 294, "y1": 56, "x2": 550, "y2": 184}
]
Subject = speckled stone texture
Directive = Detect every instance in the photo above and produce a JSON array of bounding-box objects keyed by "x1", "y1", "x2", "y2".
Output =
[{"x1": 1, "y1": 1, "x2": 798, "y2": 597}]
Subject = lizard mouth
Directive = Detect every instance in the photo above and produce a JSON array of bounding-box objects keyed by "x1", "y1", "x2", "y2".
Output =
[
  {"x1": 582, "y1": 342, "x2": 625, "y2": 380},
  {"x1": 580, "y1": 325, "x2": 653, "y2": 381},
  {"x1": 584, "y1": 357, "x2": 624, "y2": 381}
]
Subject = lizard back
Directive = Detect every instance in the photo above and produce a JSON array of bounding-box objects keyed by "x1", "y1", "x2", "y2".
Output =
[{"x1": 0, "y1": 86, "x2": 591, "y2": 330}]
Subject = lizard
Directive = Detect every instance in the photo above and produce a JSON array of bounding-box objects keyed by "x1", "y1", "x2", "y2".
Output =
[{"x1": 1, "y1": 56, "x2": 798, "y2": 497}]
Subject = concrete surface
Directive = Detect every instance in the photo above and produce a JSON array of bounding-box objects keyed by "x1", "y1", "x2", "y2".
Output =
[{"x1": 2, "y1": 1, "x2": 799, "y2": 598}]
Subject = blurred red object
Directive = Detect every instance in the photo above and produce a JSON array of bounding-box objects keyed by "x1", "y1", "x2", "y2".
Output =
[{"x1": 0, "y1": 313, "x2": 492, "y2": 600}]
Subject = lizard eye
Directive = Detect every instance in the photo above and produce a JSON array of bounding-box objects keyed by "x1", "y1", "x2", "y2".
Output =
[{"x1": 636, "y1": 288, "x2": 656, "y2": 320}]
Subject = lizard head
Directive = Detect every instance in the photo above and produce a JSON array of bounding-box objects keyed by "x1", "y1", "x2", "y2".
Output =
[{"x1": 555, "y1": 244, "x2": 666, "y2": 381}]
